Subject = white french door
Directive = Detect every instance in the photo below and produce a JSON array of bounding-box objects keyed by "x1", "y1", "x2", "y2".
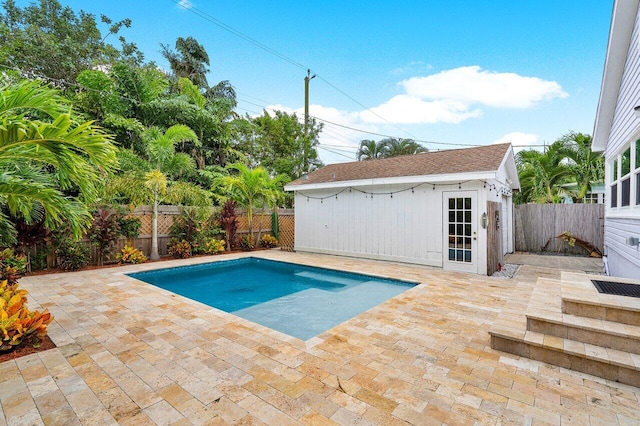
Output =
[{"x1": 443, "y1": 191, "x2": 478, "y2": 273}]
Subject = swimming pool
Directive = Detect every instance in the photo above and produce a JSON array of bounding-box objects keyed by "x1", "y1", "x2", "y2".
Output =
[{"x1": 128, "y1": 257, "x2": 416, "y2": 340}]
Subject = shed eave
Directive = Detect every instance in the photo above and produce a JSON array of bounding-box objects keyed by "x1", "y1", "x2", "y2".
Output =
[{"x1": 284, "y1": 171, "x2": 498, "y2": 192}]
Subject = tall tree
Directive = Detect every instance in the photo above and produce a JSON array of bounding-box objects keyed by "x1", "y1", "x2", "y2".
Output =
[
  {"x1": 384, "y1": 138, "x2": 428, "y2": 157},
  {"x1": 142, "y1": 77, "x2": 239, "y2": 168},
  {"x1": 216, "y1": 163, "x2": 288, "y2": 245},
  {"x1": 107, "y1": 125, "x2": 210, "y2": 260},
  {"x1": 556, "y1": 132, "x2": 604, "y2": 200},
  {"x1": 0, "y1": 0, "x2": 141, "y2": 84},
  {"x1": 356, "y1": 139, "x2": 388, "y2": 160},
  {"x1": 238, "y1": 110, "x2": 322, "y2": 180},
  {"x1": 161, "y1": 36, "x2": 210, "y2": 88},
  {"x1": 516, "y1": 141, "x2": 573, "y2": 203},
  {"x1": 0, "y1": 79, "x2": 117, "y2": 244}
]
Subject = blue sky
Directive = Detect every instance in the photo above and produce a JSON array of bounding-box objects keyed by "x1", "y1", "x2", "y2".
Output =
[{"x1": 20, "y1": 0, "x2": 614, "y2": 163}]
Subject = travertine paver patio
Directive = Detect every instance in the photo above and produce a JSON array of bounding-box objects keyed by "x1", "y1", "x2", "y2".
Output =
[{"x1": 1, "y1": 251, "x2": 638, "y2": 425}]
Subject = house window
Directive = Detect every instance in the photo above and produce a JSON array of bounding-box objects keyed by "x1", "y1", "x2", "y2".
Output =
[
  {"x1": 609, "y1": 142, "x2": 640, "y2": 209},
  {"x1": 583, "y1": 193, "x2": 600, "y2": 204},
  {"x1": 636, "y1": 142, "x2": 640, "y2": 206}
]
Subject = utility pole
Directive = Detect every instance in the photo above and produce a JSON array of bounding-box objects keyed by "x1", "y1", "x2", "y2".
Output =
[
  {"x1": 303, "y1": 69, "x2": 316, "y2": 175},
  {"x1": 304, "y1": 69, "x2": 316, "y2": 133}
]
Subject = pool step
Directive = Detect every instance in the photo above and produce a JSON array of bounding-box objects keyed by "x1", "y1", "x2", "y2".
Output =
[
  {"x1": 294, "y1": 271, "x2": 363, "y2": 288},
  {"x1": 234, "y1": 281, "x2": 409, "y2": 340}
]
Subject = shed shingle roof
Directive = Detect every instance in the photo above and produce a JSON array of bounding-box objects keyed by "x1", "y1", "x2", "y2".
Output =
[{"x1": 288, "y1": 143, "x2": 512, "y2": 187}]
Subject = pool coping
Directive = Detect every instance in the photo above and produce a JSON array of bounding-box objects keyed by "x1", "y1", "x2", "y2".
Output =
[{"x1": 2, "y1": 251, "x2": 638, "y2": 425}]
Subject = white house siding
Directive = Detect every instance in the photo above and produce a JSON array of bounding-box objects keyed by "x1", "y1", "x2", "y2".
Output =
[
  {"x1": 606, "y1": 6, "x2": 640, "y2": 159},
  {"x1": 601, "y1": 4, "x2": 640, "y2": 278},
  {"x1": 294, "y1": 183, "x2": 446, "y2": 267},
  {"x1": 604, "y1": 217, "x2": 640, "y2": 278}
]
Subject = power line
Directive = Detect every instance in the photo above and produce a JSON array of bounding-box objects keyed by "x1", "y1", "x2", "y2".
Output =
[
  {"x1": 317, "y1": 145, "x2": 356, "y2": 160},
  {"x1": 1, "y1": 63, "x2": 549, "y2": 152},
  {"x1": 233, "y1": 93, "x2": 477, "y2": 149},
  {"x1": 169, "y1": 0, "x2": 308, "y2": 72},
  {"x1": 167, "y1": 0, "x2": 418, "y2": 140},
  {"x1": 312, "y1": 115, "x2": 479, "y2": 148}
]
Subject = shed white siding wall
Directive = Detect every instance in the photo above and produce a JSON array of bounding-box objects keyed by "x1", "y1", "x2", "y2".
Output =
[
  {"x1": 293, "y1": 180, "x2": 502, "y2": 271},
  {"x1": 294, "y1": 183, "x2": 445, "y2": 266},
  {"x1": 603, "y1": 4, "x2": 640, "y2": 279}
]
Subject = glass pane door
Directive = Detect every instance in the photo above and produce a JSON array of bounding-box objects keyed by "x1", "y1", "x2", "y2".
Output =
[
  {"x1": 443, "y1": 191, "x2": 477, "y2": 274},
  {"x1": 448, "y1": 196, "x2": 472, "y2": 263}
]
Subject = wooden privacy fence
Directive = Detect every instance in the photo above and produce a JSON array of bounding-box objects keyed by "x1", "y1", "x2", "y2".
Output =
[
  {"x1": 33, "y1": 205, "x2": 295, "y2": 267},
  {"x1": 514, "y1": 204, "x2": 604, "y2": 255}
]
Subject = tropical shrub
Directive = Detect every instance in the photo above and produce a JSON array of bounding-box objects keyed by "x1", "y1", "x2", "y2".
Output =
[
  {"x1": 170, "y1": 208, "x2": 221, "y2": 255},
  {"x1": 0, "y1": 280, "x2": 54, "y2": 351},
  {"x1": 219, "y1": 199, "x2": 238, "y2": 251},
  {"x1": 30, "y1": 247, "x2": 50, "y2": 272},
  {"x1": 169, "y1": 208, "x2": 202, "y2": 245},
  {"x1": 117, "y1": 216, "x2": 142, "y2": 241},
  {"x1": 259, "y1": 235, "x2": 278, "y2": 248},
  {"x1": 116, "y1": 245, "x2": 147, "y2": 264},
  {"x1": 55, "y1": 238, "x2": 90, "y2": 270},
  {"x1": 238, "y1": 234, "x2": 254, "y2": 251},
  {"x1": 88, "y1": 208, "x2": 121, "y2": 265},
  {"x1": 203, "y1": 238, "x2": 225, "y2": 255},
  {"x1": 0, "y1": 248, "x2": 28, "y2": 284},
  {"x1": 168, "y1": 239, "x2": 192, "y2": 258},
  {"x1": 271, "y1": 211, "x2": 280, "y2": 240}
]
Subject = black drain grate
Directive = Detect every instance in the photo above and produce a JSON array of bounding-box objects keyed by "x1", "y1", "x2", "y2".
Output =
[{"x1": 592, "y1": 280, "x2": 640, "y2": 298}]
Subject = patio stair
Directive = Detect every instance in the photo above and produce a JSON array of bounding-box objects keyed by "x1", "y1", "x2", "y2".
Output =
[{"x1": 489, "y1": 275, "x2": 640, "y2": 387}]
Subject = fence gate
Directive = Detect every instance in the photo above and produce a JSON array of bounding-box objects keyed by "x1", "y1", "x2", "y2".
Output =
[{"x1": 487, "y1": 201, "x2": 503, "y2": 275}]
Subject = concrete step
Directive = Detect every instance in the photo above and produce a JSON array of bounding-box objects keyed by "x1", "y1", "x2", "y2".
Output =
[
  {"x1": 489, "y1": 328, "x2": 640, "y2": 387},
  {"x1": 526, "y1": 313, "x2": 640, "y2": 355},
  {"x1": 562, "y1": 297, "x2": 640, "y2": 326}
]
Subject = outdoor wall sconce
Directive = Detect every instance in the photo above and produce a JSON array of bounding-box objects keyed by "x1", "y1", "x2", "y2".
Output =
[
  {"x1": 481, "y1": 212, "x2": 488, "y2": 229},
  {"x1": 635, "y1": 105, "x2": 640, "y2": 118}
]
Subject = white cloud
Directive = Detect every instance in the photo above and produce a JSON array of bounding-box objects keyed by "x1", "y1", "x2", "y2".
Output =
[
  {"x1": 360, "y1": 66, "x2": 567, "y2": 125},
  {"x1": 360, "y1": 95, "x2": 483, "y2": 124},
  {"x1": 258, "y1": 104, "x2": 297, "y2": 116},
  {"x1": 178, "y1": 0, "x2": 193, "y2": 9},
  {"x1": 252, "y1": 66, "x2": 567, "y2": 163},
  {"x1": 493, "y1": 132, "x2": 539, "y2": 152}
]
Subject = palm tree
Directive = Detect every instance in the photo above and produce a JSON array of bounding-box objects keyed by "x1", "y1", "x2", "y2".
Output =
[
  {"x1": 161, "y1": 36, "x2": 210, "y2": 88},
  {"x1": 107, "y1": 125, "x2": 211, "y2": 260},
  {"x1": 516, "y1": 141, "x2": 573, "y2": 203},
  {"x1": 216, "y1": 163, "x2": 288, "y2": 245},
  {"x1": 556, "y1": 132, "x2": 604, "y2": 201},
  {"x1": 356, "y1": 139, "x2": 388, "y2": 160},
  {"x1": 384, "y1": 138, "x2": 428, "y2": 157},
  {"x1": 0, "y1": 79, "x2": 117, "y2": 244}
]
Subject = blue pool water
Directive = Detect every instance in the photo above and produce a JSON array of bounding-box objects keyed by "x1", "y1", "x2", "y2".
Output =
[{"x1": 128, "y1": 258, "x2": 416, "y2": 340}]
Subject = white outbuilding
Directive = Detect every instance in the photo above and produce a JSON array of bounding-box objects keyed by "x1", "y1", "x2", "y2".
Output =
[{"x1": 284, "y1": 143, "x2": 520, "y2": 275}]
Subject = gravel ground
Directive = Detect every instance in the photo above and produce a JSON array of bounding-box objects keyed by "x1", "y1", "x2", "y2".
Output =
[{"x1": 491, "y1": 263, "x2": 519, "y2": 278}]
